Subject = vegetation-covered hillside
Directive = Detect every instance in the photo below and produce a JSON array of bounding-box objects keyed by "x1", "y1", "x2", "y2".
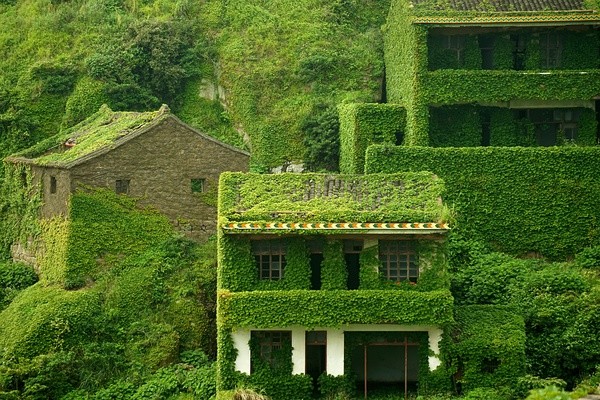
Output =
[{"x1": 1, "y1": 0, "x2": 600, "y2": 399}]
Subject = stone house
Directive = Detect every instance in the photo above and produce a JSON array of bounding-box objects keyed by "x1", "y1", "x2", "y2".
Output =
[
  {"x1": 6, "y1": 104, "x2": 249, "y2": 241},
  {"x1": 216, "y1": 172, "x2": 455, "y2": 399}
]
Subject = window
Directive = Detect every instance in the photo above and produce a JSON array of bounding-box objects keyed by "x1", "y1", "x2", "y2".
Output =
[
  {"x1": 191, "y1": 178, "x2": 205, "y2": 193},
  {"x1": 252, "y1": 240, "x2": 287, "y2": 280},
  {"x1": 50, "y1": 176, "x2": 57, "y2": 194},
  {"x1": 479, "y1": 35, "x2": 495, "y2": 70},
  {"x1": 379, "y1": 240, "x2": 418, "y2": 283},
  {"x1": 251, "y1": 331, "x2": 291, "y2": 370},
  {"x1": 115, "y1": 179, "x2": 130, "y2": 194},
  {"x1": 540, "y1": 32, "x2": 561, "y2": 68},
  {"x1": 446, "y1": 35, "x2": 465, "y2": 66},
  {"x1": 511, "y1": 34, "x2": 526, "y2": 70}
]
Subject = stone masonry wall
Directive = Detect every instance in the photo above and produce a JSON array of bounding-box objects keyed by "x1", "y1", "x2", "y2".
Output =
[{"x1": 70, "y1": 117, "x2": 250, "y2": 241}]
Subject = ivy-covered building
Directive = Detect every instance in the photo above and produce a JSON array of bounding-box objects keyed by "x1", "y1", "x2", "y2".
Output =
[
  {"x1": 5, "y1": 104, "x2": 249, "y2": 241},
  {"x1": 217, "y1": 172, "x2": 457, "y2": 398},
  {"x1": 382, "y1": 0, "x2": 600, "y2": 149}
]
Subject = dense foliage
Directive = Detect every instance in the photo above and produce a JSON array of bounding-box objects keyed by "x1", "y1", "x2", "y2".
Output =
[{"x1": 366, "y1": 146, "x2": 600, "y2": 259}]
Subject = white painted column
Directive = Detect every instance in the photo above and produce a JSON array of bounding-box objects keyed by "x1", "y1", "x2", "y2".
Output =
[
  {"x1": 232, "y1": 329, "x2": 251, "y2": 374},
  {"x1": 428, "y1": 327, "x2": 443, "y2": 370},
  {"x1": 327, "y1": 329, "x2": 345, "y2": 376},
  {"x1": 291, "y1": 327, "x2": 306, "y2": 375}
]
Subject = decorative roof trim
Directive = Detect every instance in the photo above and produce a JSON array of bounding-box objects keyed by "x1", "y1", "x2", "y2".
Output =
[
  {"x1": 413, "y1": 13, "x2": 600, "y2": 24},
  {"x1": 222, "y1": 221, "x2": 451, "y2": 233}
]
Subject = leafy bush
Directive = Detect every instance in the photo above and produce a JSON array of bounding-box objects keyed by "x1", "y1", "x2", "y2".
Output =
[
  {"x1": 575, "y1": 245, "x2": 600, "y2": 269},
  {"x1": 301, "y1": 104, "x2": 340, "y2": 172}
]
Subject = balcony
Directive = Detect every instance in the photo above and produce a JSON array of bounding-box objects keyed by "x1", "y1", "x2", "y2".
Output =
[
  {"x1": 218, "y1": 289, "x2": 454, "y2": 329},
  {"x1": 422, "y1": 69, "x2": 600, "y2": 104}
]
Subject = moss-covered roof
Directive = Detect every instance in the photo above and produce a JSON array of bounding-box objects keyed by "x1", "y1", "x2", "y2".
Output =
[
  {"x1": 6, "y1": 104, "x2": 248, "y2": 168},
  {"x1": 218, "y1": 172, "x2": 452, "y2": 228}
]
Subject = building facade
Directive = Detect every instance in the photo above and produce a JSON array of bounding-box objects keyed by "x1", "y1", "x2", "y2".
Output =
[
  {"x1": 6, "y1": 104, "x2": 250, "y2": 241},
  {"x1": 216, "y1": 172, "x2": 454, "y2": 398}
]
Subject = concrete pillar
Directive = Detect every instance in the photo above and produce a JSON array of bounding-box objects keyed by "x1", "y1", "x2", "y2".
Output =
[
  {"x1": 232, "y1": 329, "x2": 251, "y2": 374},
  {"x1": 291, "y1": 327, "x2": 306, "y2": 374},
  {"x1": 428, "y1": 327, "x2": 443, "y2": 370},
  {"x1": 327, "y1": 329, "x2": 345, "y2": 376}
]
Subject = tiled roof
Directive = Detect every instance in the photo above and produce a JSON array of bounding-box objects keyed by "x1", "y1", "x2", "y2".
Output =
[{"x1": 412, "y1": 0, "x2": 589, "y2": 12}]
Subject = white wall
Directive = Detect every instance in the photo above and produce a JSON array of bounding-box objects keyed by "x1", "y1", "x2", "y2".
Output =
[{"x1": 230, "y1": 324, "x2": 444, "y2": 376}]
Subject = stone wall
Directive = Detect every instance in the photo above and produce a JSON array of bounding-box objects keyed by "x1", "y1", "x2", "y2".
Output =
[{"x1": 70, "y1": 116, "x2": 250, "y2": 241}]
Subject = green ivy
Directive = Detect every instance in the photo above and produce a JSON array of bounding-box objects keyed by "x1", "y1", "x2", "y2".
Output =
[
  {"x1": 218, "y1": 172, "x2": 451, "y2": 225},
  {"x1": 218, "y1": 289, "x2": 454, "y2": 329},
  {"x1": 321, "y1": 239, "x2": 347, "y2": 290},
  {"x1": 366, "y1": 146, "x2": 600, "y2": 259},
  {"x1": 338, "y1": 103, "x2": 405, "y2": 174}
]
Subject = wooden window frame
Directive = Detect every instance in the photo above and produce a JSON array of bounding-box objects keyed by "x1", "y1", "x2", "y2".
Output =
[
  {"x1": 252, "y1": 240, "x2": 287, "y2": 280},
  {"x1": 379, "y1": 240, "x2": 419, "y2": 283},
  {"x1": 251, "y1": 331, "x2": 291, "y2": 369}
]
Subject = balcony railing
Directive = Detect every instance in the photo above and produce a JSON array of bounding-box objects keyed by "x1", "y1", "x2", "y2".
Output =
[{"x1": 422, "y1": 69, "x2": 600, "y2": 104}]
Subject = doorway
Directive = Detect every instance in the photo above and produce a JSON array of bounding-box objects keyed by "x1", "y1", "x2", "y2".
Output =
[
  {"x1": 306, "y1": 331, "x2": 327, "y2": 393},
  {"x1": 351, "y1": 336, "x2": 420, "y2": 399}
]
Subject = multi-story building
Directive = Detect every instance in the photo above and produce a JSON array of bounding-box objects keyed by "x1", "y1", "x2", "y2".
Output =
[
  {"x1": 384, "y1": 0, "x2": 600, "y2": 148},
  {"x1": 216, "y1": 172, "x2": 455, "y2": 398}
]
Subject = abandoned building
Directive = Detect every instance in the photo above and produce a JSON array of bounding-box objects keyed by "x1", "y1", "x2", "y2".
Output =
[
  {"x1": 5, "y1": 104, "x2": 250, "y2": 241},
  {"x1": 216, "y1": 172, "x2": 458, "y2": 398},
  {"x1": 382, "y1": 0, "x2": 600, "y2": 148}
]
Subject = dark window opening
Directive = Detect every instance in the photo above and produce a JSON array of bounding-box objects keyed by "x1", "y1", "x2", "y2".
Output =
[
  {"x1": 252, "y1": 240, "x2": 287, "y2": 280},
  {"x1": 50, "y1": 176, "x2": 57, "y2": 194},
  {"x1": 344, "y1": 240, "x2": 363, "y2": 290},
  {"x1": 306, "y1": 331, "x2": 327, "y2": 391},
  {"x1": 446, "y1": 35, "x2": 465, "y2": 66},
  {"x1": 379, "y1": 240, "x2": 418, "y2": 283},
  {"x1": 481, "y1": 357, "x2": 501, "y2": 374},
  {"x1": 251, "y1": 331, "x2": 291, "y2": 372},
  {"x1": 511, "y1": 34, "x2": 526, "y2": 70},
  {"x1": 395, "y1": 130, "x2": 404, "y2": 146},
  {"x1": 310, "y1": 253, "x2": 323, "y2": 290},
  {"x1": 115, "y1": 179, "x2": 130, "y2": 195},
  {"x1": 595, "y1": 100, "x2": 600, "y2": 144},
  {"x1": 191, "y1": 178, "x2": 205, "y2": 193},
  {"x1": 479, "y1": 35, "x2": 495, "y2": 70}
]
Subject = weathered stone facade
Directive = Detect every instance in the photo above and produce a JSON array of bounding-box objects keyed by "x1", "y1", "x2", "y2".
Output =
[
  {"x1": 9, "y1": 107, "x2": 250, "y2": 242},
  {"x1": 68, "y1": 116, "x2": 249, "y2": 240}
]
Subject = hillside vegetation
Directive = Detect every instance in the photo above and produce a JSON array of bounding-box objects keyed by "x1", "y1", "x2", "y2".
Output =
[{"x1": 1, "y1": 0, "x2": 600, "y2": 399}]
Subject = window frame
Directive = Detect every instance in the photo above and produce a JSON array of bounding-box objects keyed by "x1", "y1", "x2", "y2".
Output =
[
  {"x1": 250, "y1": 330, "x2": 292, "y2": 371},
  {"x1": 252, "y1": 240, "x2": 287, "y2": 281},
  {"x1": 379, "y1": 240, "x2": 419, "y2": 283},
  {"x1": 191, "y1": 178, "x2": 206, "y2": 193},
  {"x1": 49, "y1": 176, "x2": 57, "y2": 194}
]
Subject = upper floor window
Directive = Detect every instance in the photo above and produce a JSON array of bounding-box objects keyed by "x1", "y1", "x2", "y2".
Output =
[
  {"x1": 445, "y1": 35, "x2": 465, "y2": 66},
  {"x1": 379, "y1": 240, "x2": 418, "y2": 283},
  {"x1": 540, "y1": 32, "x2": 561, "y2": 69},
  {"x1": 252, "y1": 240, "x2": 286, "y2": 280},
  {"x1": 115, "y1": 179, "x2": 130, "y2": 195}
]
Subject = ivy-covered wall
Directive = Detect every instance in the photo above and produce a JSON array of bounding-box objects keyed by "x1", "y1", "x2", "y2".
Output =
[
  {"x1": 450, "y1": 305, "x2": 526, "y2": 392},
  {"x1": 383, "y1": 0, "x2": 430, "y2": 145},
  {"x1": 365, "y1": 146, "x2": 600, "y2": 259},
  {"x1": 338, "y1": 103, "x2": 406, "y2": 174},
  {"x1": 429, "y1": 106, "x2": 596, "y2": 147},
  {"x1": 218, "y1": 235, "x2": 450, "y2": 293},
  {"x1": 427, "y1": 28, "x2": 599, "y2": 71}
]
